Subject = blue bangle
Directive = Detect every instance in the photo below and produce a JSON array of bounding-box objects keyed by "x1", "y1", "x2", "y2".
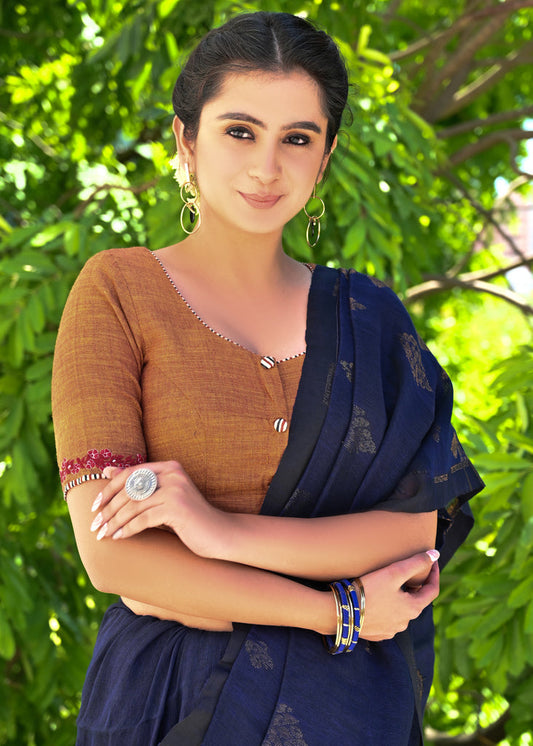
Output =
[
  {"x1": 324, "y1": 581, "x2": 353, "y2": 654},
  {"x1": 341, "y1": 580, "x2": 362, "y2": 651}
]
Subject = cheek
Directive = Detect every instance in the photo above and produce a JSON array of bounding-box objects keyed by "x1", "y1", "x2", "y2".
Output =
[{"x1": 195, "y1": 146, "x2": 240, "y2": 186}]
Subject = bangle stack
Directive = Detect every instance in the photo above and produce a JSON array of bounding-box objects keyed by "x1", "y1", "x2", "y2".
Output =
[{"x1": 324, "y1": 577, "x2": 366, "y2": 655}]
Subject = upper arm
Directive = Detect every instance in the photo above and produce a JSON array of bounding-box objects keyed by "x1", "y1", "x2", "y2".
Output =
[{"x1": 52, "y1": 252, "x2": 147, "y2": 504}]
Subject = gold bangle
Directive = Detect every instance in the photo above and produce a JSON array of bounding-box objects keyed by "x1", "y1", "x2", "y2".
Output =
[
  {"x1": 342, "y1": 586, "x2": 355, "y2": 649},
  {"x1": 328, "y1": 583, "x2": 344, "y2": 654},
  {"x1": 353, "y1": 577, "x2": 366, "y2": 633}
]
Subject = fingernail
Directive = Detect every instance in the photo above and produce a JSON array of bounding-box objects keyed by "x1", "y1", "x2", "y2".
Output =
[
  {"x1": 102, "y1": 467, "x2": 113, "y2": 479},
  {"x1": 112, "y1": 528, "x2": 123, "y2": 540},
  {"x1": 96, "y1": 523, "x2": 108, "y2": 541},
  {"x1": 426, "y1": 549, "x2": 440, "y2": 562},
  {"x1": 91, "y1": 493, "x2": 102, "y2": 512},
  {"x1": 90, "y1": 513, "x2": 103, "y2": 532}
]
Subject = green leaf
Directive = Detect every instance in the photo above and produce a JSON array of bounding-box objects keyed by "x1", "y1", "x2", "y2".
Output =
[
  {"x1": 521, "y1": 472, "x2": 533, "y2": 522},
  {"x1": 525, "y1": 598, "x2": 533, "y2": 634},
  {"x1": 344, "y1": 220, "x2": 366, "y2": 254},
  {"x1": 64, "y1": 223, "x2": 81, "y2": 257},
  {"x1": 508, "y1": 575, "x2": 533, "y2": 609},
  {"x1": 30, "y1": 223, "x2": 69, "y2": 248},
  {"x1": 0, "y1": 610, "x2": 16, "y2": 660},
  {"x1": 474, "y1": 453, "x2": 532, "y2": 471}
]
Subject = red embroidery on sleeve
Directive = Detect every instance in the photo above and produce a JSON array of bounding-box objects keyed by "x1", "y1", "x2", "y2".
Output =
[{"x1": 60, "y1": 449, "x2": 145, "y2": 482}]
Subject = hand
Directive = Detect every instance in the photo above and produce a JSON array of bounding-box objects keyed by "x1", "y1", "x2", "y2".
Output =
[
  {"x1": 89, "y1": 461, "x2": 231, "y2": 558},
  {"x1": 358, "y1": 550, "x2": 440, "y2": 641}
]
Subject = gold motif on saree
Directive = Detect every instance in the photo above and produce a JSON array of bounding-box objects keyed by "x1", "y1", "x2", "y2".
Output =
[
  {"x1": 399, "y1": 333, "x2": 432, "y2": 392},
  {"x1": 344, "y1": 405, "x2": 377, "y2": 454},
  {"x1": 245, "y1": 639, "x2": 274, "y2": 671},
  {"x1": 263, "y1": 703, "x2": 308, "y2": 746},
  {"x1": 340, "y1": 360, "x2": 354, "y2": 382},
  {"x1": 323, "y1": 362, "x2": 336, "y2": 405},
  {"x1": 350, "y1": 297, "x2": 366, "y2": 311},
  {"x1": 450, "y1": 431, "x2": 464, "y2": 459}
]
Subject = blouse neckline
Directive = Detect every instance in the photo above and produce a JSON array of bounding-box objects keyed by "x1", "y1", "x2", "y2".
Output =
[{"x1": 146, "y1": 248, "x2": 311, "y2": 364}]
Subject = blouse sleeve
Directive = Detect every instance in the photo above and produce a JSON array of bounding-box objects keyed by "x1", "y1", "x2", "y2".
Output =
[{"x1": 52, "y1": 250, "x2": 147, "y2": 498}]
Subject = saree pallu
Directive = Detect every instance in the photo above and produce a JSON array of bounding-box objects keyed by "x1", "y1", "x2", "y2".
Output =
[{"x1": 77, "y1": 266, "x2": 483, "y2": 745}]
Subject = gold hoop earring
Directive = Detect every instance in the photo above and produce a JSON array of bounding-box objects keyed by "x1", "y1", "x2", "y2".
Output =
[
  {"x1": 180, "y1": 164, "x2": 201, "y2": 235},
  {"x1": 304, "y1": 186, "x2": 325, "y2": 248}
]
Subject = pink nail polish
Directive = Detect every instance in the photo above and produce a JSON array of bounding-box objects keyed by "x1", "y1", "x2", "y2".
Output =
[
  {"x1": 91, "y1": 493, "x2": 102, "y2": 512},
  {"x1": 112, "y1": 528, "x2": 123, "y2": 540},
  {"x1": 426, "y1": 549, "x2": 440, "y2": 562},
  {"x1": 90, "y1": 513, "x2": 103, "y2": 532},
  {"x1": 96, "y1": 523, "x2": 108, "y2": 541}
]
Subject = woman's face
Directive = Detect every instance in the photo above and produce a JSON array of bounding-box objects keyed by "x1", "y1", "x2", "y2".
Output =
[{"x1": 176, "y1": 69, "x2": 333, "y2": 237}]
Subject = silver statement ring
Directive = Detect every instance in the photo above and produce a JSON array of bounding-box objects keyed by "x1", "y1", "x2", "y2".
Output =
[{"x1": 125, "y1": 468, "x2": 158, "y2": 501}]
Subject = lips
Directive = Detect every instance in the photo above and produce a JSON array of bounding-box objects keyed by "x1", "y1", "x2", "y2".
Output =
[{"x1": 239, "y1": 192, "x2": 282, "y2": 209}]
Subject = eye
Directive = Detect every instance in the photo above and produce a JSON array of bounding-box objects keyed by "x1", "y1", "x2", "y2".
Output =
[
  {"x1": 284, "y1": 133, "x2": 310, "y2": 146},
  {"x1": 226, "y1": 126, "x2": 254, "y2": 140}
]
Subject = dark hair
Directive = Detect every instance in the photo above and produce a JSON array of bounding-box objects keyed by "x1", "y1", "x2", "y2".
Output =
[{"x1": 172, "y1": 12, "x2": 348, "y2": 152}]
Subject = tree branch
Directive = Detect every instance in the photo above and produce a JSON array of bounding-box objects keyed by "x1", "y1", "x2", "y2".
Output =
[
  {"x1": 438, "y1": 106, "x2": 533, "y2": 138},
  {"x1": 448, "y1": 128, "x2": 533, "y2": 167},
  {"x1": 494, "y1": 175, "x2": 531, "y2": 205},
  {"x1": 0, "y1": 28, "x2": 47, "y2": 39},
  {"x1": 417, "y1": 14, "x2": 507, "y2": 119},
  {"x1": 444, "y1": 171, "x2": 530, "y2": 263},
  {"x1": 439, "y1": 42, "x2": 533, "y2": 120},
  {"x1": 406, "y1": 276, "x2": 533, "y2": 314},
  {"x1": 389, "y1": 1, "x2": 533, "y2": 62},
  {"x1": 453, "y1": 257, "x2": 533, "y2": 284},
  {"x1": 382, "y1": 0, "x2": 405, "y2": 22},
  {"x1": 0, "y1": 110, "x2": 58, "y2": 159}
]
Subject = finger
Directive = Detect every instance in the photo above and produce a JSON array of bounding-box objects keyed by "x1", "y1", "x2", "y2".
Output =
[
  {"x1": 393, "y1": 549, "x2": 440, "y2": 586},
  {"x1": 93, "y1": 461, "x2": 171, "y2": 512},
  {"x1": 90, "y1": 466, "x2": 158, "y2": 532},
  {"x1": 412, "y1": 561, "x2": 440, "y2": 606},
  {"x1": 94, "y1": 490, "x2": 163, "y2": 540},
  {"x1": 109, "y1": 503, "x2": 169, "y2": 540},
  {"x1": 90, "y1": 489, "x2": 132, "y2": 537}
]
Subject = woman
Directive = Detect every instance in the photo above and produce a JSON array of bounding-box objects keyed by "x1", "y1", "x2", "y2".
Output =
[{"x1": 52, "y1": 11, "x2": 482, "y2": 745}]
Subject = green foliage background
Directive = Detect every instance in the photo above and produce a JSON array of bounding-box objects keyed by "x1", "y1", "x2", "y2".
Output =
[{"x1": 1, "y1": 0, "x2": 532, "y2": 743}]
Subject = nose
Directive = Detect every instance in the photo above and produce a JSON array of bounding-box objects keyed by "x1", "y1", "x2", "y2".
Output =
[{"x1": 248, "y1": 142, "x2": 281, "y2": 184}]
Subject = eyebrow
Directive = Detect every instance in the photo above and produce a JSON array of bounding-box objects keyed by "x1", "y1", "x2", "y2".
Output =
[{"x1": 216, "y1": 112, "x2": 322, "y2": 134}]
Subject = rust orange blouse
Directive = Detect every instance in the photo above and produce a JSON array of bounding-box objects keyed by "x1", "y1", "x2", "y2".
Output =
[{"x1": 52, "y1": 247, "x2": 304, "y2": 514}]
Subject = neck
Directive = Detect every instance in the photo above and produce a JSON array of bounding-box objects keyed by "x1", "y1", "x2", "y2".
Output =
[{"x1": 170, "y1": 212, "x2": 299, "y2": 290}]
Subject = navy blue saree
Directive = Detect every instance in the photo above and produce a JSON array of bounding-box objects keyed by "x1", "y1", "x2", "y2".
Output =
[{"x1": 77, "y1": 266, "x2": 483, "y2": 745}]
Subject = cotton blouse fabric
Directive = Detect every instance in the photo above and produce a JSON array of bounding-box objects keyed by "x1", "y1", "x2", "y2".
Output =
[
  {"x1": 53, "y1": 246, "x2": 303, "y2": 510},
  {"x1": 52, "y1": 247, "x2": 483, "y2": 745}
]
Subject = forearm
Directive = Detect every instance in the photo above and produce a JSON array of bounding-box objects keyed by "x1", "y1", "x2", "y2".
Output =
[
  {"x1": 69, "y1": 483, "x2": 335, "y2": 634},
  {"x1": 215, "y1": 509, "x2": 437, "y2": 581}
]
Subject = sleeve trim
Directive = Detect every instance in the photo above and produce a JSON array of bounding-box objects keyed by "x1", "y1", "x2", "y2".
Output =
[{"x1": 59, "y1": 449, "x2": 145, "y2": 481}]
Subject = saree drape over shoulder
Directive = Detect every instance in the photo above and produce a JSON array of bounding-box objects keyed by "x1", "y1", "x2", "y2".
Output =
[{"x1": 52, "y1": 248, "x2": 483, "y2": 746}]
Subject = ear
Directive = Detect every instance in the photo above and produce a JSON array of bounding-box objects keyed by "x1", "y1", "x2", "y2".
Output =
[
  {"x1": 172, "y1": 116, "x2": 195, "y2": 167},
  {"x1": 317, "y1": 135, "x2": 337, "y2": 183}
]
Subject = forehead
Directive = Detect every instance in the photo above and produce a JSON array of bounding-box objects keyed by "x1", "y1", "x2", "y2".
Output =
[{"x1": 200, "y1": 69, "x2": 327, "y2": 126}]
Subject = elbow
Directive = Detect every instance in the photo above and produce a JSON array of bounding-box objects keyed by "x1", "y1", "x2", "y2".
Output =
[
  {"x1": 76, "y1": 540, "x2": 118, "y2": 595},
  {"x1": 82, "y1": 555, "x2": 112, "y2": 594},
  {"x1": 87, "y1": 566, "x2": 113, "y2": 594}
]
